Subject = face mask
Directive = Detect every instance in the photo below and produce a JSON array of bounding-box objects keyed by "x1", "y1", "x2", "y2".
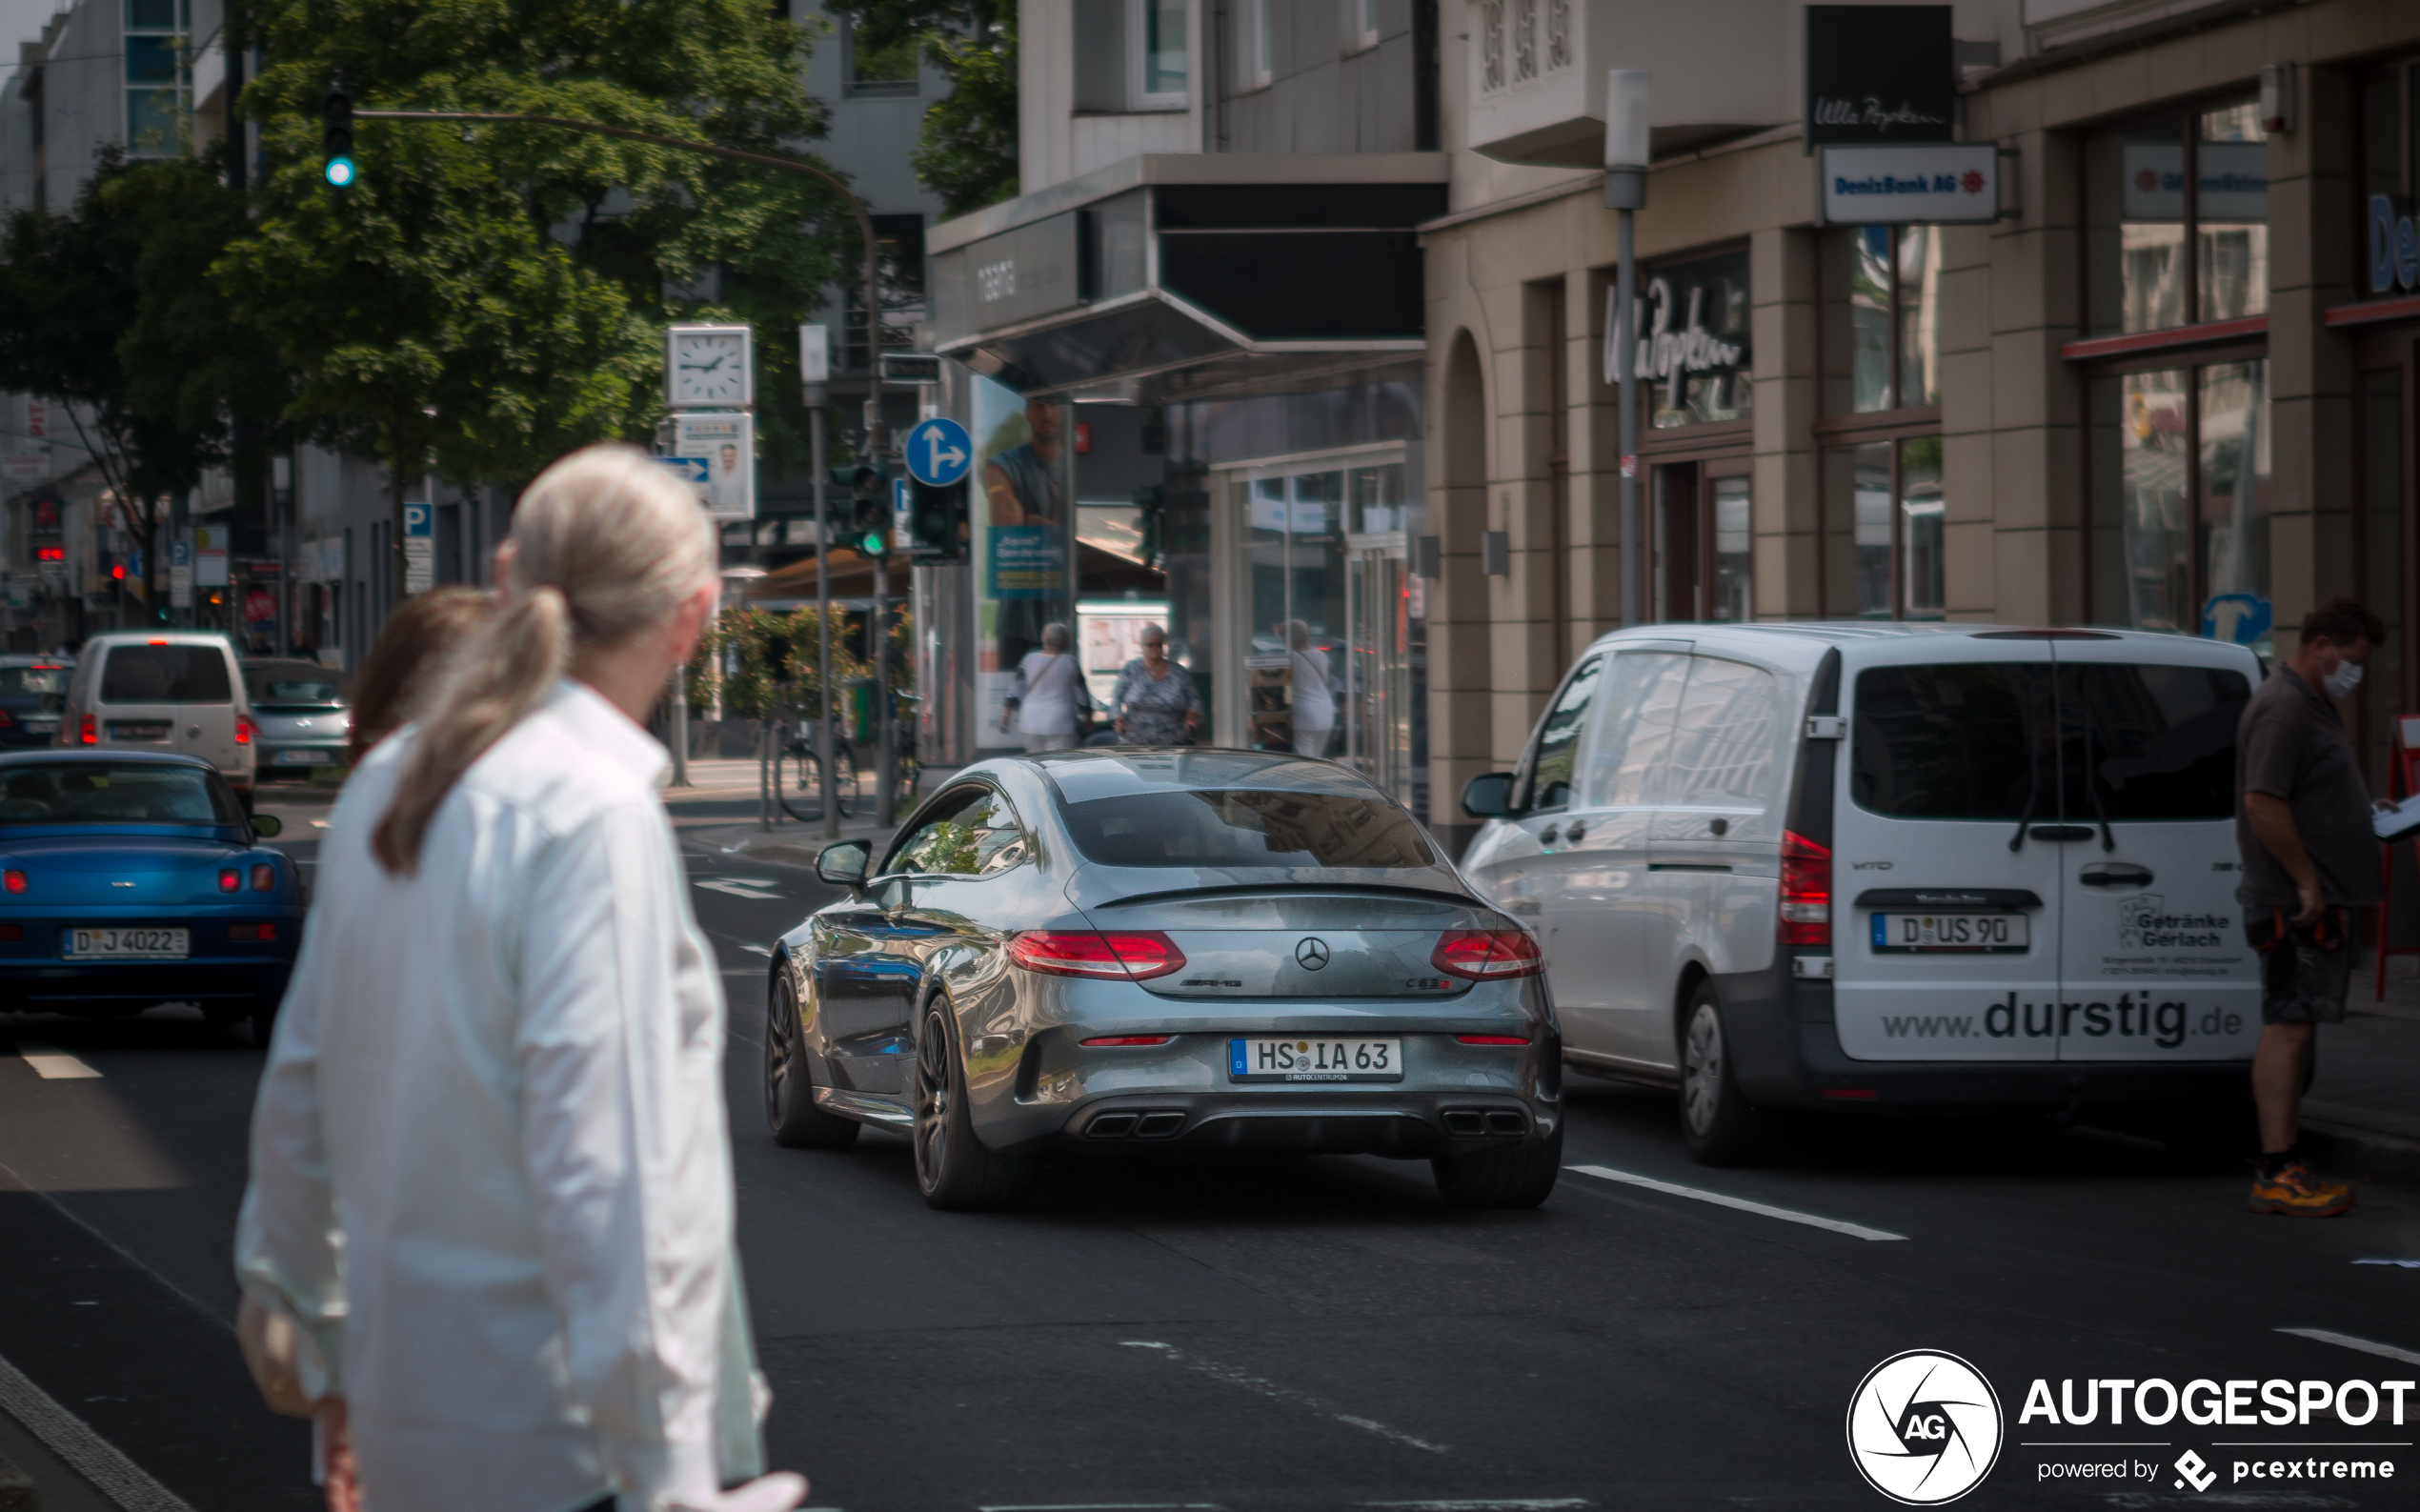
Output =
[{"x1": 2325, "y1": 661, "x2": 2364, "y2": 697}]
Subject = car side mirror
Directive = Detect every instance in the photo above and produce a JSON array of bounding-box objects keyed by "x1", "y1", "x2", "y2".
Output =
[
  {"x1": 250, "y1": 814, "x2": 283, "y2": 837},
  {"x1": 817, "y1": 839, "x2": 872, "y2": 893},
  {"x1": 1462, "y1": 772, "x2": 1517, "y2": 818}
]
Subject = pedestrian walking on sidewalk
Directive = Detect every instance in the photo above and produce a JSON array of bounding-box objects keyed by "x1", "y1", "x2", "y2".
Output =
[
  {"x1": 2235, "y1": 596, "x2": 2389, "y2": 1219},
  {"x1": 1111, "y1": 625, "x2": 1201, "y2": 746},
  {"x1": 233, "y1": 446, "x2": 804, "y2": 1512},
  {"x1": 1002, "y1": 621, "x2": 1088, "y2": 752},
  {"x1": 345, "y1": 585, "x2": 496, "y2": 765}
]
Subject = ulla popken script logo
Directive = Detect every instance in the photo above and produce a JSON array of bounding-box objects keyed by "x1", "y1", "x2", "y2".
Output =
[
  {"x1": 1603, "y1": 277, "x2": 1746, "y2": 389},
  {"x1": 1812, "y1": 95, "x2": 1950, "y2": 133}
]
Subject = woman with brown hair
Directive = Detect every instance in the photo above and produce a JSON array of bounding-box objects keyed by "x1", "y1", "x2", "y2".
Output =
[
  {"x1": 235, "y1": 446, "x2": 804, "y2": 1512},
  {"x1": 345, "y1": 585, "x2": 497, "y2": 765}
]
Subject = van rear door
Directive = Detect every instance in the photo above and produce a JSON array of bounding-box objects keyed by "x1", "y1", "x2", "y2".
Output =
[
  {"x1": 2048, "y1": 639, "x2": 2259, "y2": 1062},
  {"x1": 99, "y1": 643, "x2": 236, "y2": 768},
  {"x1": 1831, "y1": 646, "x2": 2064, "y2": 1060}
]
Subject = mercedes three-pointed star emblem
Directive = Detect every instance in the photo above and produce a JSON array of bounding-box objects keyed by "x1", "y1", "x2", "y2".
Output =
[{"x1": 1295, "y1": 937, "x2": 1331, "y2": 971}]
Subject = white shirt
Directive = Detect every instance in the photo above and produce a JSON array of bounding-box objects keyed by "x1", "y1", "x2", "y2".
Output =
[
  {"x1": 1012, "y1": 649, "x2": 1085, "y2": 735},
  {"x1": 236, "y1": 681, "x2": 763, "y2": 1512},
  {"x1": 1289, "y1": 648, "x2": 1336, "y2": 731}
]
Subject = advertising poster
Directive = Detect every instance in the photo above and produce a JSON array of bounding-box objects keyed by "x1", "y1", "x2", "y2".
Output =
[
  {"x1": 971, "y1": 375, "x2": 1070, "y2": 745},
  {"x1": 674, "y1": 412, "x2": 756, "y2": 520}
]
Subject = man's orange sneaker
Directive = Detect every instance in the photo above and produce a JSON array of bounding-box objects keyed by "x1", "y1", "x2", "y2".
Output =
[{"x1": 2248, "y1": 1161, "x2": 2354, "y2": 1218}]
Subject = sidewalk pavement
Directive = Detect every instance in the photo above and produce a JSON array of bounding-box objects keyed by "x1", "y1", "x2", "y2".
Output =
[
  {"x1": 2304, "y1": 966, "x2": 2420, "y2": 1189},
  {"x1": 665, "y1": 755, "x2": 916, "y2": 871}
]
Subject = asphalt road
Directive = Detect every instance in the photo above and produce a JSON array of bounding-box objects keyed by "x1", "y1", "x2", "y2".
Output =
[{"x1": 0, "y1": 782, "x2": 2413, "y2": 1512}]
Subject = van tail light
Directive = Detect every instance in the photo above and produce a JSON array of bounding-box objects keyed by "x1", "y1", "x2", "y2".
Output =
[
  {"x1": 235, "y1": 715, "x2": 254, "y2": 746},
  {"x1": 251, "y1": 863, "x2": 276, "y2": 892},
  {"x1": 79, "y1": 715, "x2": 95, "y2": 745},
  {"x1": 2, "y1": 870, "x2": 24, "y2": 894},
  {"x1": 1433, "y1": 929, "x2": 1543, "y2": 979},
  {"x1": 218, "y1": 868, "x2": 241, "y2": 893},
  {"x1": 1008, "y1": 930, "x2": 1186, "y2": 980},
  {"x1": 1780, "y1": 829, "x2": 1832, "y2": 946},
  {"x1": 0, "y1": 710, "x2": 14, "y2": 729}
]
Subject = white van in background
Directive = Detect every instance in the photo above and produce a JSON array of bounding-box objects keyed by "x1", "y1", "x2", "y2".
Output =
[
  {"x1": 61, "y1": 633, "x2": 258, "y2": 808},
  {"x1": 1459, "y1": 624, "x2": 2263, "y2": 1163}
]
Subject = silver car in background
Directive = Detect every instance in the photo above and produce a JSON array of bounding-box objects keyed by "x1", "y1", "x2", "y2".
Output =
[
  {"x1": 241, "y1": 660, "x2": 352, "y2": 779},
  {"x1": 764, "y1": 749, "x2": 1563, "y2": 1211}
]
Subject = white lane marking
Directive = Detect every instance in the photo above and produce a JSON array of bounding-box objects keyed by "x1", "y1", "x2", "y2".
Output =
[
  {"x1": 1119, "y1": 1341, "x2": 1445, "y2": 1454},
  {"x1": 978, "y1": 1505, "x2": 1220, "y2": 1511},
  {"x1": 739, "y1": 942, "x2": 775, "y2": 957},
  {"x1": 0, "y1": 1344, "x2": 197, "y2": 1512},
  {"x1": 1565, "y1": 1164, "x2": 1906, "y2": 1242},
  {"x1": 17, "y1": 1042, "x2": 102, "y2": 1079},
  {"x1": 2275, "y1": 1326, "x2": 2420, "y2": 1367},
  {"x1": 696, "y1": 877, "x2": 783, "y2": 899},
  {"x1": 2353, "y1": 1258, "x2": 2420, "y2": 1267}
]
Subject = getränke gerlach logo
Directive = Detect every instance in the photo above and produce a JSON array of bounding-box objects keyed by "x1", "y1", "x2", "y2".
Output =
[
  {"x1": 1847, "y1": 1351, "x2": 2414, "y2": 1502},
  {"x1": 1847, "y1": 1351, "x2": 2006, "y2": 1504}
]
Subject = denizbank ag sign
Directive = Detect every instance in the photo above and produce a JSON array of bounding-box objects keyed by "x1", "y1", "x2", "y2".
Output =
[{"x1": 1819, "y1": 144, "x2": 2002, "y2": 226}]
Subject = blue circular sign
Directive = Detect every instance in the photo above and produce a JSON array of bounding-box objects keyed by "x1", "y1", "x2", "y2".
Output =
[{"x1": 905, "y1": 417, "x2": 974, "y2": 488}]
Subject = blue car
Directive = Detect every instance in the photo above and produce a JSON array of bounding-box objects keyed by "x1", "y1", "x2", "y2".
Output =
[{"x1": 0, "y1": 751, "x2": 303, "y2": 1042}]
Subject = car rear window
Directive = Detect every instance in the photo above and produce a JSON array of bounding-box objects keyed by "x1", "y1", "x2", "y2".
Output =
[
  {"x1": 249, "y1": 674, "x2": 341, "y2": 704},
  {"x1": 0, "y1": 666, "x2": 68, "y2": 696},
  {"x1": 0, "y1": 763, "x2": 244, "y2": 827},
  {"x1": 102, "y1": 646, "x2": 232, "y2": 704},
  {"x1": 1060, "y1": 789, "x2": 1438, "y2": 869},
  {"x1": 1852, "y1": 661, "x2": 2250, "y2": 823}
]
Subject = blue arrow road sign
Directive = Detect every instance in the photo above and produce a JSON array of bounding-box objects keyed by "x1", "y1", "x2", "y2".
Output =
[{"x1": 905, "y1": 417, "x2": 973, "y2": 488}]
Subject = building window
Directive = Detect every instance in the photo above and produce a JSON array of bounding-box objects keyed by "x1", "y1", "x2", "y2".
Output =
[
  {"x1": 1236, "y1": 0, "x2": 1272, "y2": 91},
  {"x1": 1479, "y1": 0, "x2": 1503, "y2": 92},
  {"x1": 2358, "y1": 59, "x2": 2420, "y2": 296},
  {"x1": 1610, "y1": 247, "x2": 1753, "y2": 429},
  {"x1": 2086, "y1": 358, "x2": 2271, "y2": 654},
  {"x1": 1139, "y1": 0, "x2": 1188, "y2": 103},
  {"x1": 1822, "y1": 436, "x2": 1944, "y2": 620},
  {"x1": 2085, "y1": 101, "x2": 2269, "y2": 337},
  {"x1": 1822, "y1": 227, "x2": 1940, "y2": 415},
  {"x1": 844, "y1": 9, "x2": 919, "y2": 96},
  {"x1": 847, "y1": 214, "x2": 926, "y2": 373},
  {"x1": 1346, "y1": 0, "x2": 1381, "y2": 53},
  {"x1": 125, "y1": 0, "x2": 189, "y2": 158},
  {"x1": 1654, "y1": 465, "x2": 1754, "y2": 623}
]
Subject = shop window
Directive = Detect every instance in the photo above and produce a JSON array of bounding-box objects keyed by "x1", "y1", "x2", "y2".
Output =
[
  {"x1": 1821, "y1": 435, "x2": 1944, "y2": 619},
  {"x1": 1652, "y1": 464, "x2": 1753, "y2": 623},
  {"x1": 2357, "y1": 60, "x2": 2420, "y2": 297},
  {"x1": 125, "y1": 0, "x2": 189, "y2": 158},
  {"x1": 1822, "y1": 227, "x2": 1941, "y2": 415},
  {"x1": 2085, "y1": 358, "x2": 2271, "y2": 655},
  {"x1": 1610, "y1": 247, "x2": 1752, "y2": 429},
  {"x1": 2085, "y1": 102, "x2": 2269, "y2": 337}
]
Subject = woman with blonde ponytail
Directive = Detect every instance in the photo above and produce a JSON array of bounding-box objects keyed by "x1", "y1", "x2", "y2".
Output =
[{"x1": 234, "y1": 446, "x2": 806, "y2": 1512}]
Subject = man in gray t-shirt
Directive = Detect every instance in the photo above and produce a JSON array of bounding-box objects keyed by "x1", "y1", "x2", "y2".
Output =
[{"x1": 2235, "y1": 598, "x2": 2387, "y2": 1219}]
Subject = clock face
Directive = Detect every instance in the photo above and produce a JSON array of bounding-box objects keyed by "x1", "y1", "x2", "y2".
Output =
[{"x1": 669, "y1": 331, "x2": 749, "y2": 407}]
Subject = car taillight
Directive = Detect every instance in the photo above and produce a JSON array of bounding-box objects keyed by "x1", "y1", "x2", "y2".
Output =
[
  {"x1": 2, "y1": 870, "x2": 24, "y2": 894},
  {"x1": 1432, "y1": 929, "x2": 1543, "y2": 979},
  {"x1": 235, "y1": 715, "x2": 253, "y2": 746},
  {"x1": 1080, "y1": 1035, "x2": 1175, "y2": 1046},
  {"x1": 78, "y1": 715, "x2": 95, "y2": 745},
  {"x1": 1008, "y1": 930, "x2": 1186, "y2": 980},
  {"x1": 228, "y1": 923, "x2": 278, "y2": 941},
  {"x1": 218, "y1": 868, "x2": 240, "y2": 893},
  {"x1": 0, "y1": 710, "x2": 13, "y2": 728},
  {"x1": 0, "y1": 924, "x2": 20, "y2": 941},
  {"x1": 251, "y1": 863, "x2": 276, "y2": 892},
  {"x1": 1781, "y1": 829, "x2": 1831, "y2": 946},
  {"x1": 1454, "y1": 1033, "x2": 1531, "y2": 1045}
]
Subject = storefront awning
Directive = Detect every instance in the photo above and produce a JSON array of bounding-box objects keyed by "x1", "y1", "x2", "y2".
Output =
[{"x1": 927, "y1": 154, "x2": 1446, "y2": 398}]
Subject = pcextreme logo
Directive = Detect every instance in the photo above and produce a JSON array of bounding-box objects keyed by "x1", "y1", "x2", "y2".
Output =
[{"x1": 1846, "y1": 1350, "x2": 2007, "y2": 1504}]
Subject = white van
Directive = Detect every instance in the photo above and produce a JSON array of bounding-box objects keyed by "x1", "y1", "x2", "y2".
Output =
[
  {"x1": 1459, "y1": 624, "x2": 2263, "y2": 1163},
  {"x1": 61, "y1": 633, "x2": 257, "y2": 806}
]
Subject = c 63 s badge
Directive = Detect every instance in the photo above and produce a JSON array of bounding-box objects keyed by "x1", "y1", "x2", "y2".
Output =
[{"x1": 1847, "y1": 1350, "x2": 2005, "y2": 1504}]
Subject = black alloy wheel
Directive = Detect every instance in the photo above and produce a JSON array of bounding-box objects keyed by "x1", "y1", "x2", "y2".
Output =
[
  {"x1": 911, "y1": 1000, "x2": 1034, "y2": 1211},
  {"x1": 764, "y1": 971, "x2": 858, "y2": 1149}
]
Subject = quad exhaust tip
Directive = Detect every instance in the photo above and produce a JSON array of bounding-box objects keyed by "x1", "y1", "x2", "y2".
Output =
[{"x1": 1086, "y1": 1110, "x2": 1188, "y2": 1139}]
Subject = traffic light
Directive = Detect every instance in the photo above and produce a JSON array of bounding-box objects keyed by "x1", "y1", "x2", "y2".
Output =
[
  {"x1": 906, "y1": 479, "x2": 969, "y2": 561},
  {"x1": 322, "y1": 92, "x2": 356, "y2": 187},
  {"x1": 830, "y1": 464, "x2": 887, "y2": 555}
]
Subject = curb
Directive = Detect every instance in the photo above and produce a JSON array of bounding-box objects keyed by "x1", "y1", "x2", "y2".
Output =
[
  {"x1": 2300, "y1": 1117, "x2": 2420, "y2": 1193},
  {"x1": 0, "y1": 1449, "x2": 32, "y2": 1512}
]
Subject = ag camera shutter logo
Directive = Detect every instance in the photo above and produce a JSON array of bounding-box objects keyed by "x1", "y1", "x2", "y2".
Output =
[{"x1": 1846, "y1": 1350, "x2": 2005, "y2": 1504}]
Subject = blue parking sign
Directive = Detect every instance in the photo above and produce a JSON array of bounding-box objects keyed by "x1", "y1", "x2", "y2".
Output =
[{"x1": 905, "y1": 417, "x2": 973, "y2": 488}]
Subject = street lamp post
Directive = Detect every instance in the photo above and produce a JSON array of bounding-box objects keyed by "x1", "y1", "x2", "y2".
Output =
[{"x1": 1604, "y1": 71, "x2": 1650, "y2": 629}]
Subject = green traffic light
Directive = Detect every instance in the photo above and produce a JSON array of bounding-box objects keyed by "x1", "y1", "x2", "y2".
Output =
[
  {"x1": 861, "y1": 531, "x2": 885, "y2": 554},
  {"x1": 325, "y1": 155, "x2": 357, "y2": 187}
]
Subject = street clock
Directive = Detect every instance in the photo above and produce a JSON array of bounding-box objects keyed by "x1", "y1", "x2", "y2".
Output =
[{"x1": 665, "y1": 324, "x2": 753, "y2": 409}]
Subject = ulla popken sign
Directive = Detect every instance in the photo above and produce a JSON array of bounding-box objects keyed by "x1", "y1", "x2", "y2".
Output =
[{"x1": 1805, "y1": 5, "x2": 1955, "y2": 149}]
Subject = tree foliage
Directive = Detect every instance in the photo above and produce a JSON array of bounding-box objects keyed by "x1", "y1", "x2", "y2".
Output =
[
  {"x1": 852, "y1": 0, "x2": 1019, "y2": 216},
  {"x1": 219, "y1": 0, "x2": 862, "y2": 591}
]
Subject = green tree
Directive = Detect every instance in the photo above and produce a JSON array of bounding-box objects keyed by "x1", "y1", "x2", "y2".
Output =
[
  {"x1": 0, "y1": 145, "x2": 277, "y2": 614},
  {"x1": 221, "y1": 0, "x2": 859, "y2": 595},
  {"x1": 852, "y1": 0, "x2": 1019, "y2": 216}
]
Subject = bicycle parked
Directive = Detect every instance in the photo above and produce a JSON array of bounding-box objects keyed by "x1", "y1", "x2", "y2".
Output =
[{"x1": 770, "y1": 689, "x2": 919, "y2": 822}]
